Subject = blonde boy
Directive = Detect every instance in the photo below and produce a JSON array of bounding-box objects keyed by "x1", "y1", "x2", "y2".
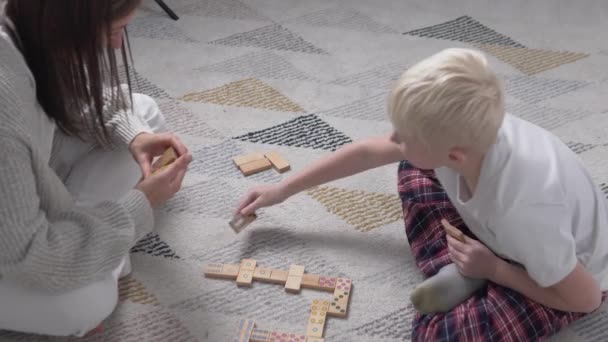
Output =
[{"x1": 236, "y1": 48, "x2": 607, "y2": 341}]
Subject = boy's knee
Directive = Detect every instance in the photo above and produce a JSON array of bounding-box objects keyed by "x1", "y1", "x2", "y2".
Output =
[{"x1": 132, "y1": 93, "x2": 166, "y2": 133}]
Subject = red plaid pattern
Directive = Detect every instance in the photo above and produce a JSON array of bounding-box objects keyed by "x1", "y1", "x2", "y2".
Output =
[{"x1": 397, "y1": 161, "x2": 598, "y2": 342}]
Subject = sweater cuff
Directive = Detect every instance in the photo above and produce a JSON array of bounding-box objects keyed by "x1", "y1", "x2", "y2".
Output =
[
  {"x1": 112, "y1": 113, "x2": 154, "y2": 147},
  {"x1": 119, "y1": 189, "x2": 155, "y2": 241}
]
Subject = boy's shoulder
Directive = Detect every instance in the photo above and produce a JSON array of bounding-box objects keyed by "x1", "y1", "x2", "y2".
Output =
[{"x1": 484, "y1": 114, "x2": 574, "y2": 211}]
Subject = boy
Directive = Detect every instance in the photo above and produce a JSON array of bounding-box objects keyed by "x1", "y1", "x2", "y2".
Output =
[{"x1": 235, "y1": 48, "x2": 608, "y2": 341}]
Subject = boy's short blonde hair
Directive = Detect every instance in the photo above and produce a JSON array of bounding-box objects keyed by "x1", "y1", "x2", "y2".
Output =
[{"x1": 388, "y1": 48, "x2": 505, "y2": 153}]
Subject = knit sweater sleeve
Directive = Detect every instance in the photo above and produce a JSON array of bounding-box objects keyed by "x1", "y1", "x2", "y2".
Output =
[
  {"x1": 86, "y1": 84, "x2": 153, "y2": 147},
  {"x1": 0, "y1": 132, "x2": 154, "y2": 293},
  {"x1": 110, "y1": 85, "x2": 153, "y2": 146}
]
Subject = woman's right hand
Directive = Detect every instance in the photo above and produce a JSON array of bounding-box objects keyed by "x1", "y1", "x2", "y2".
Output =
[
  {"x1": 236, "y1": 183, "x2": 289, "y2": 216},
  {"x1": 135, "y1": 153, "x2": 192, "y2": 208}
]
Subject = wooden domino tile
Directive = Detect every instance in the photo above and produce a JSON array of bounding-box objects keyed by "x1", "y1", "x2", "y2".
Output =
[
  {"x1": 207, "y1": 262, "x2": 354, "y2": 341},
  {"x1": 203, "y1": 263, "x2": 240, "y2": 279},
  {"x1": 250, "y1": 328, "x2": 271, "y2": 342},
  {"x1": 233, "y1": 152, "x2": 265, "y2": 167},
  {"x1": 318, "y1": 277, "x2": 337, "y2": 290},
  {"x1": 252, "y1": 267, "x2": 273, "y2": 282},
  {"x1": 239, "y1": 158, "x2": 272, "y2": 176},
  {"x1": 285, "y1": 265, "x2": 305, "y2": 293},
  {"x1": 268, "y1": 332, "x2": 307, "y2": 342},
  {"x1": 306, "y1": 299, "x2": 329, "y2": 337},
  {"x1": 269, "y1": 269, "x2": 289, "y2": 284},
  {"x1": 264, "y1": 151, "x2": 290, "y2": 173},
  {"x1": 442, "y1": 219, "x2": 465, "y2": 243},
  {"x1": 236, "y1": 259, "x2": 257, "y2": 287},
  {"x1": 229, "y1": 213, "x2": 257, "y2": 233},
  {"x1": 327, "y1": 278, "x2": 352, "y2": 317},
  {"x1": 235, "y1": 319, "x2": 255, "y2": 342},
  {"x1": 301, "y1": 275, "x2": 336, "y2": 292},
  {"x1": 151, "y1": 147, "x2": 178, "y2": 174}
]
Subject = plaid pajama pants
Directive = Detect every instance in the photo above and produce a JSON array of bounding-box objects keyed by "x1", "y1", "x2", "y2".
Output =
[{"x1": 397, "y1": 160, "x2": 595, "y2": 342}]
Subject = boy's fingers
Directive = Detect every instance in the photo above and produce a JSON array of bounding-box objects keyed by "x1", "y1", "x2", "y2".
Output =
[
  {"x1": 238, "y1": 190, "x2": 260, "y2": 214},
  {"x1": 241, "y1": 200, "x2": 259, "y2": 216},
  {"x1": 236, "y1": 193, "x2": 252, "y2": 214},
  {"x1": 441, "y1": 218, "x2": 456, "y2": 230},
  {"x1": 448, "y1": 243, "x2": 467, "y2": 263},
  {"x1": 442, "y1": 218, "x2": 466, "y2": 243},
  {"x1": 446, "y1": 234, "x2": 467, "y2": 253}
]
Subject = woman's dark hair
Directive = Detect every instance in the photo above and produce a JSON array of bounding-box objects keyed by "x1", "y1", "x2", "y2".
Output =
[{"x1": 6, "y1": 0, "x2": 142, "y2": 144}]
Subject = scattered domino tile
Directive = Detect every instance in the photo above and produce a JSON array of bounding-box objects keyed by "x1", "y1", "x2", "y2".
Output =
[
  {"x1": 233, "y1": 152, "x2": 265, "y2": 167},
  {"x1": 269, "y1": 269, "x2": 289, "y2": 284},
  {"x1": 327, "y1": 278, "x2": 352, "y2": 317},
  {"x1": 151, "y1": 147, "x2": 178, "y2": 174},
  {"x1": 208, "y1": 261, "x2": 353, "y2": 340},
  {"x1": 229, "y1": 213, "x2": 257, "y2": 233},
  {"x1": 250, "y1": 328, "x2": 271, "y2": 342},
  {"x1": 306, "y1": 299, "x2": 329, "y2": 337},
  {"x1": 301, "y1": 275, "x2": 336, "y2": 292},
  {"x1": 264, "y1": 151, "x2": 290, "y2": 172},
  {"x1": 318, "y1": 277, "x2": 337, "y2": 289},
  {"x1": 203, "y1": 263, "x2": 240, "y2": 279},
  {"x1": 236, "y1": 259, "x2": 257, "y2": 287},
  {"x1": 235, "y1": 319, "x2": 255, "y2": 342},
  {"x1": 239, "y1": 158, "x2": 272, "y2": 176},
  {"x1": 252, "y1": 267, "x2": 273, "y2": 282},
  {"x1": 269, "y1": 331, "x2": 307, "y2": 342},
  {"x1": 285, "y1": 265, "x2": 305, "y2": 293}
]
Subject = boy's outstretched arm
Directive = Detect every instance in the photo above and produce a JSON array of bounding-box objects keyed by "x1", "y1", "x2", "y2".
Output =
[
  {"x1": 490, "y1": 260, "x2": 602, "y2": 313},
  {"x1": 237, "y1": 133, "x2": 404, "y2": 215}
]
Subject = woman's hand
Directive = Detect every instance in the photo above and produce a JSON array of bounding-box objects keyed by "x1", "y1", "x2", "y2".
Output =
[
  {"x1": 135, "y1": 153, "x2": 192, "y2": 208},
  {"x1": 129, "y1": 132, "x2": 188, "y2": 178}
]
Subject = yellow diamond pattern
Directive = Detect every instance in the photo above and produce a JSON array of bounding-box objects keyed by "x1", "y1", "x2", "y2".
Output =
[
  {"x1": 476, "y1": 44, "x2": 589, "y2": 75},
  {"x1": 180, "y1": 78, "x2": 304, "y2": 112},
  {"x1": 307, "y1": 186, "x2": 403, "y2": 232}
]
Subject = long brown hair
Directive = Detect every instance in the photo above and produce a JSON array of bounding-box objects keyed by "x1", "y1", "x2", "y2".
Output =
[{"x1": 6, "y1": 0, "x2": 142, "y2": 144}]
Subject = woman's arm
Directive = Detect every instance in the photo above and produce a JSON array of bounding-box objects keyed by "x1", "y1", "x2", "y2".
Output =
[{"x1": 0, "y1": 133, "x2": 153, "y2": 293}]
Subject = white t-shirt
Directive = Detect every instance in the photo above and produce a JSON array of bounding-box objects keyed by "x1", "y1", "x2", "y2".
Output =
[{"x1": 435, "y1": 114, "x2": 608, "y2": 290}]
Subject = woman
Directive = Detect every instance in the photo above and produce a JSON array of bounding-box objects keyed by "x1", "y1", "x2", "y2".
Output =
[{"x1": 0, "y1": 0, "x2": 192, "y2": 336}]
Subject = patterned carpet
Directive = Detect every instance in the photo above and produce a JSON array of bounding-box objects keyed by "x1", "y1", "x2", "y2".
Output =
[{"x1": 2, "y1": 0, "x2": 608, "y2": 341}]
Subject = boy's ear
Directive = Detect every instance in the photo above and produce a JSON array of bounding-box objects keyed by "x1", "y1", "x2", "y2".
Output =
[
  {"x1": 389, "y1": 131, "x2": 400, "y2": 144},
  {"x1": 447, "y1": 147, "x2": 467, "y2": 163}
]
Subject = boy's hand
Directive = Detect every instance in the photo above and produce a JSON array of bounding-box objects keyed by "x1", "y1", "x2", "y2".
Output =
[
  {"x1": 442, "y1": 219, "x2": 499, "y2": 280},
  {"x1": 236, "y1": 183, "x2": 288, "y2": 216}
]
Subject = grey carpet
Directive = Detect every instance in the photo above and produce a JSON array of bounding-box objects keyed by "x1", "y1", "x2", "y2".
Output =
[{"x1": 1, "y1": 0, "x2": 608, "y2": 340}]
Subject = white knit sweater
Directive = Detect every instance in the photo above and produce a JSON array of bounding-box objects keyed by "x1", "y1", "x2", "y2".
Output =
[{"x1": 0, "y1": 14, "x2": 154, "y2": 293}]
